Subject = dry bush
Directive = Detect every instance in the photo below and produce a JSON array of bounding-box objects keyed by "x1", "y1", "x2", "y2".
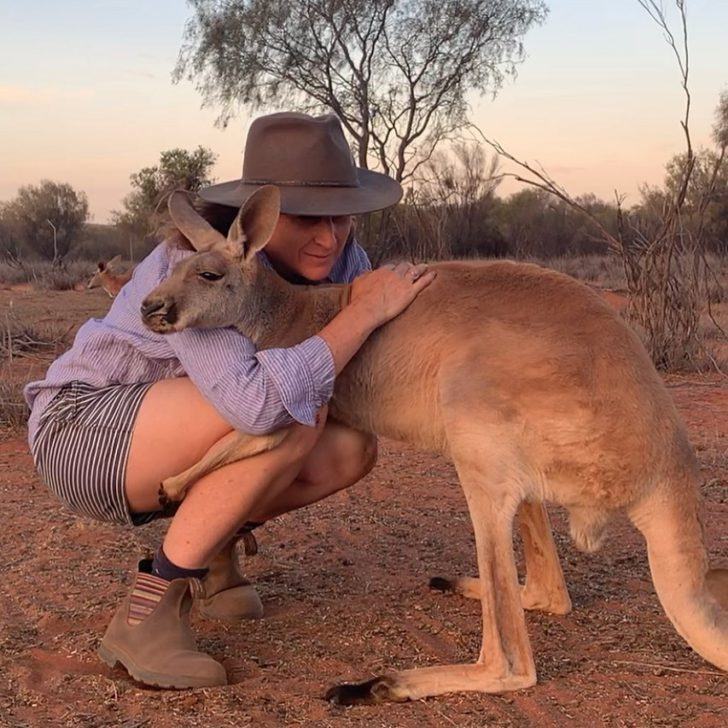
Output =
[
  {"x1": 0, "y1": 258, "x2": 94, "y2": 290},
  {"x1": 480, "y1": 3, "x2": 727, "y2": 372},
  {"x1": 359, "y1": 142, "x2": 507, "y2": 264},
  {"x1": 0, "y1": 262, "x2": 29, "y2": 286},
  {"x1": 533, "y1": 254, "x2": 627, "y2": 290},
  {"x1": 31, "y1": 261, "x2": 92, "y2": 291},
  {"x1": 0, "y1": 312, "x2": 72, "y2": 430}
]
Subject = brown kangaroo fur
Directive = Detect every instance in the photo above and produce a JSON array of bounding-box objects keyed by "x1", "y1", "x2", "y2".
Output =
[
  {"x1": 140, "y1": 188, "x2": 727, "y2": 704},
  {"x1": 87, "y1": 256, "x2": 133, "y2": 297}
]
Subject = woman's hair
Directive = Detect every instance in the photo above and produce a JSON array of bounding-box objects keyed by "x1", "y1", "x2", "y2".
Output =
[{"x1": 159, "y1": 193, "x2": 240, "y2": 251}]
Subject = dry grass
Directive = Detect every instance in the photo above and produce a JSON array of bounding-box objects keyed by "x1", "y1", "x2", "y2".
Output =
[
  {"x1": 1, "y1": 312, "x2": 72, "y2": 362},
  {"x1": 0, "y1": 308, "x2": 75, "y2": 432},
  {"x1": 0, "y1": 379, "x2": 28, "y2": 429},
  {"x1": 536, "y1": 254, "x2": 627, "y2": 290}
]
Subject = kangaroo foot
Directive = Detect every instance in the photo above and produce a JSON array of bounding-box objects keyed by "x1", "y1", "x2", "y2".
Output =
[
  {"x1": 326, "y1": 663, "x2": 537, "y2": 705},
  {"x1": 520, "y1": 582, "x2": 572, "y2": 615},
  {"x1": 430, "y1": 575, "x2": 571, "y2": 614}
]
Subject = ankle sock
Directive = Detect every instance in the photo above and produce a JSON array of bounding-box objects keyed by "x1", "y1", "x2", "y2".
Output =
[
  {"x1": 151, "y1": 545, "x2": 209, "y2": 582},
  {"x1": 236, "y1": 520, "x2": 264, "y2": 536}
]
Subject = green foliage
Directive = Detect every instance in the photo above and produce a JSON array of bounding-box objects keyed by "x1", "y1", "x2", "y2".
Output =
[
  {"x1": 112, "y1": 146, "x2": 217, "y2": 243},
  {"x1": 495, "y1": 189, "x2": 618, "y2": 258},
  {"x1": 176, "y1": 0, "x2": 547, "y2": 182},
  {"x1": 0, "y1": 180, "x2": 89, "y2": 262}
]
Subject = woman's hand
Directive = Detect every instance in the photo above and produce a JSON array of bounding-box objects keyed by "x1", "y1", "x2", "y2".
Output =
[
  {"x1": 350, "y1": 262, "x2": 437, "y2": 327},
  {"x1": 318, "y1": 262, "x2": 436, "y2": 376}
]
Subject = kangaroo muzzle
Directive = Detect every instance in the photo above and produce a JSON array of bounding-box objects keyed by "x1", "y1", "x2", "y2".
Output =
[{"x1": 140, "y1": 297, "x2": 178, "y2": 332}]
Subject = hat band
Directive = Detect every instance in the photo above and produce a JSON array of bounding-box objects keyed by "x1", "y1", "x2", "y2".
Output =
[{"x1": 242, "y1": 177, "x2": 359, "y2": 188}]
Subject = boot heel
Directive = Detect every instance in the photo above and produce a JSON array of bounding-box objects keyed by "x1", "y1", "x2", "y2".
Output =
[{"x1": 98, "y1": 642, "x2": 119, "y2": 669}]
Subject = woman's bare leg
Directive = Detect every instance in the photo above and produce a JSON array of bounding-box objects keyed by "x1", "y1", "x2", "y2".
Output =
[
  {"x1": 251, "y1": 419, "x2": 377, "y2": 522},
  {"x1": 125, "y1": 377, "x2": 376, "y2": 568}
]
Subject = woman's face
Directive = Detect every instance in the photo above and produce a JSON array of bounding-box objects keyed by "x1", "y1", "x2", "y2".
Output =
[{"x1": 263, "y1": 213, "x2": 353, "y2": 282}]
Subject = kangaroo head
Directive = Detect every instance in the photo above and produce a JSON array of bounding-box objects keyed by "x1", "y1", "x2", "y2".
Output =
[
  {"x1": 87, "y1": 259, "x2": 110, "y2": 289},
  {"x1": 86, "y1": 255, "x2": 121, "y2": 288},
  {"x1": 141, "y1": 186, "x2": 280, "y2": 334}
]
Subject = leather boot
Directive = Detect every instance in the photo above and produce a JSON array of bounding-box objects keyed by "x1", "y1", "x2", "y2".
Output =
[
  {"x1": 98, "y1": 559, "x2": 227, "y2": 688},
  {"x1": 196, "y1": 534, "x2": 264, "y2": 621}
]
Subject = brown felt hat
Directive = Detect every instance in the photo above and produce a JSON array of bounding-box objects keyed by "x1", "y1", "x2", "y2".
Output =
[{"x1": 198, "y1": 112, "x2": 403, "y2": 215}]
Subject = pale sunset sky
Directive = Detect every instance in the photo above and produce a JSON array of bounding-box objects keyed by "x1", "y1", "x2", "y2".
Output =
[{"x1": 1, "y1": 0, "x2": 726, "y2": 222}]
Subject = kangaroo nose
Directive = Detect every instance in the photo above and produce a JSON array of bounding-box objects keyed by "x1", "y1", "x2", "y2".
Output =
[{"x1": 140, "y1": 298, "x2": 165, "y2": 318}]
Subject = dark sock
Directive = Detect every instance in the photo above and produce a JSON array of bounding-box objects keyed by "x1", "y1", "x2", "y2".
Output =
[
  {"x1": 151, "y1": 545, "x2": 209, "y2": 582},
  {"x1": 236, "y1": 520, "x2": 265, "y2": 536}
]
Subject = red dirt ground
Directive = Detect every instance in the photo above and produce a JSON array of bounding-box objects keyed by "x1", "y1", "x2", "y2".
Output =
[{"x1": 0, "y1": 288, "x2": 726, "y2": 727}]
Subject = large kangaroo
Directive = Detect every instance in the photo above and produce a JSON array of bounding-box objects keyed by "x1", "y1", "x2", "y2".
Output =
[{"x1": 140, "y1": 188, "x2": 727, "y2": 704}]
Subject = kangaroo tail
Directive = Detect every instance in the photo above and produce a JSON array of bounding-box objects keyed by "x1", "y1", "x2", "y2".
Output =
[{"x1": 629, "y1": 471, "x2": 727, "y2": 671}]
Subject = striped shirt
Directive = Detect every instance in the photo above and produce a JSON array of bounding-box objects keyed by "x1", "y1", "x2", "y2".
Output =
[{"x1": 24, "y1": 238, "x2": 371, "y2": 449}]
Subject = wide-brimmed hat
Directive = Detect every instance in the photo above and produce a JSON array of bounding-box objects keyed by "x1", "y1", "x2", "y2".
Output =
[{"x1": 198, "y1": 112, "x2": 403, "y2": 215}]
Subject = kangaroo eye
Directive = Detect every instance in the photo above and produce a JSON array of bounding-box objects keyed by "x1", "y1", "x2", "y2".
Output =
[{"x1": 199, "y1": 271, "x2": 224, "y2": 281}]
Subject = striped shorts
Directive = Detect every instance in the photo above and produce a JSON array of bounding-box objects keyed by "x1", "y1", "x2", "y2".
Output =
[{"x1": 30, "y1": 380, "x2": 158, "y2": 526}]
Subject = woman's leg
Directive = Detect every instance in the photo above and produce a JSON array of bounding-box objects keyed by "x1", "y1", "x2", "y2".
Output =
[
  {"x1": 125, "y1": 377, "x2": 376, "y2": 567},
  {"x1": 99, "y1": 377, "x2": 377, "y2": 688},
  {"x1": 251, "y1": 419, "x2": 377, "y2": 522}
]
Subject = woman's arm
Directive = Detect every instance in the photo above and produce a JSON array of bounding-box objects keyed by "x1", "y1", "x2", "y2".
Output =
[
  {"x1": 167, "y1": 327, "x2": 334, "y2": 435},
  {"x1": 166, "y1": 262, "x2": 435, "y2": 434}
]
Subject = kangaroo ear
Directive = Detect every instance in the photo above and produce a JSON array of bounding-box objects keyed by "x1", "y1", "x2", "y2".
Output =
[
  {"x1": 168, "y1": 190, "x2": 226, "y2": 252},
  {"x1": 97, "y1": 261, "x2": 106, "y2": 271},
  {"x1": 227, "y1": 185, "x2": 281, "y2": 261},
  {"x1": 107, "y1": 255, "x2": 122, "y2": 269}
]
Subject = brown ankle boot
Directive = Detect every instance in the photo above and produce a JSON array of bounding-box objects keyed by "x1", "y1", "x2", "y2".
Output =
[
  {"x1": 196, "y1": 536, "x2": 264, "y2": 621},
  {"x1": 98, "y1": 560, "x2": 227, "y2": 688}
]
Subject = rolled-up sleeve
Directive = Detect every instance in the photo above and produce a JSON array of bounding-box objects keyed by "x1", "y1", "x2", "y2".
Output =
[{"x1": 167, "y1": 327, "x2": 335, "y2": 434}]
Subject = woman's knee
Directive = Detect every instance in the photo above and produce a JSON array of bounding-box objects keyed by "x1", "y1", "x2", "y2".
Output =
[
  {"x1": 351, "y1": 431, "x2": 378, "y2": 481},
  {"x1": 280, "y1": 405, "x2": 329, "y2": 462},
  {"x1": 302, "y1": 425, "x2": 377, "y2": 490}
]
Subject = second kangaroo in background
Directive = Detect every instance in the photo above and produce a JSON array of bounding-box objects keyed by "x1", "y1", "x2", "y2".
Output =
[{"x1": 87, "y1": 255, "x2": 133, "y2": 297}]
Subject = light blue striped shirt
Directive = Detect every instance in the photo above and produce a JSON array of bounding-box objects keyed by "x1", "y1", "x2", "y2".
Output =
[{"x1": 24, "y1": 239, "x2": 371, "y2": 448}]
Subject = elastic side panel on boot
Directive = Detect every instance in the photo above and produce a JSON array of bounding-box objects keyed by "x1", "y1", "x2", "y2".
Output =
[{"x1": 127, "y1": 572, "x2": 170, "y2": 626}]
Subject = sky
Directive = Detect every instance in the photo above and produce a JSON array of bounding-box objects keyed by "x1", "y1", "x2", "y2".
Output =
[{"x1": 1, "y1": 0, "x2": 726, "y2": 223}]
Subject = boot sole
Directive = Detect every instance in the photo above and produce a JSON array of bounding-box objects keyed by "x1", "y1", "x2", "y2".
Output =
[{"x1": 98, "y1": 641, "x2": 227, "y2": 689}]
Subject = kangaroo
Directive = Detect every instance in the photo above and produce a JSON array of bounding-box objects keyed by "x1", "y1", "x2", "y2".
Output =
[
  {"x1": 87, "y1": 256, "x2": 133, "y2": 297},
  {"x1": 140, "y1": 188, "x2": 727, "y2": 704}
]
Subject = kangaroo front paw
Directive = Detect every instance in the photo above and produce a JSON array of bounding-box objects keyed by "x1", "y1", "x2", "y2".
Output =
[{"x1": 159, "y1": 474, "x2": 187, "y2": 505}]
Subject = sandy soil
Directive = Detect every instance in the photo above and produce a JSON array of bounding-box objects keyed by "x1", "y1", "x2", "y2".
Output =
[{"x1": 0, "y1": 288, "x2": 726, "y2": 728}]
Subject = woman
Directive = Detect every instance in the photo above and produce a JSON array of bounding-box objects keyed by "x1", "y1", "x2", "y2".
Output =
[{"x1": 24, "y1": 112, "x2": 435, "y2": 689}]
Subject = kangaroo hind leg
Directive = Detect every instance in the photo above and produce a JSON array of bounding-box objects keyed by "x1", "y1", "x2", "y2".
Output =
[
  {"x1": 431, "y1": 500, "x2": 571, "y2": 615},
  {"x1": 327, "y1": 461, "x2": 536, "y2": 704}
]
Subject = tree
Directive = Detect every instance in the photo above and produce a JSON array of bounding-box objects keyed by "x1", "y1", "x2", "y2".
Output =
[
  {"x1": 175, "y1": 0, "x2": 547, "y2": 183},
  {"x1": 480, "y1": 1, "x2": 723, "y2": 370},
  {"x1": 3, "y1": 180, "x2": 89, "y2": 263},
  {"x1": 658, "y1": 92, "x2": 728, "y2": 253},
  {"x1": 0, "y1": 202, "x2": 23, "y2": 260},
  {"x1": 112, "y1": 146, "x2": 217, "y2": 244}
]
